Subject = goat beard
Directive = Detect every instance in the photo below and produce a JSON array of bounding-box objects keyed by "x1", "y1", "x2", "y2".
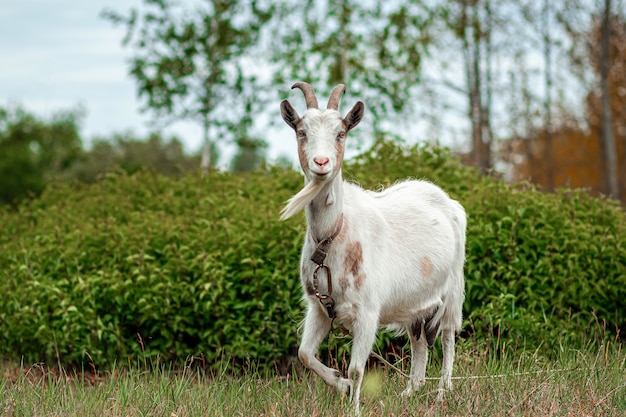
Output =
[{"x1": 280, "y1": 179, "x2": 325, "y2": 221}]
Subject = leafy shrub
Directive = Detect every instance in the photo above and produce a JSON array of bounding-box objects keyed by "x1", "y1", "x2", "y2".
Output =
[
  {"x1": 0, "y1": 141, "x2": 624, "y2": 369},
  {"x1": 0, "y1": 168, "x2": 304, "y2": 368}
]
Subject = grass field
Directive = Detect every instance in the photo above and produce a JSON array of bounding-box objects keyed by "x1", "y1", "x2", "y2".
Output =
[{"x1": 1, "y1": 338, "x2": 625, "y2": 417}]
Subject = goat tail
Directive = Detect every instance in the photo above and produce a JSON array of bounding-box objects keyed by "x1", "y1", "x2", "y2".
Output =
[
  {"x1": 280, "y1": 180, "x2": 324, "y2": 220},
  {"x1": 449, "y1": 200, "x2": 467, "y2": 331},
  {"x1": 437, "y1": 200, "x2": 467, "y2": 333}
]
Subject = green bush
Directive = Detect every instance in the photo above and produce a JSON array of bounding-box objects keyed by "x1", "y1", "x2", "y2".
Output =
[
  {"x1": 0, "y1": 168, "x2": 304, "y2": 367},
  {"x1": 0, "y1": 141, "x2": 624, "y2": 369}
]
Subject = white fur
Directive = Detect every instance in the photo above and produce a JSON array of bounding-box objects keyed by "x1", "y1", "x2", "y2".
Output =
[
  {"x1": 280, "y1": 85, "x2": 466, "y2": 412},
  {"x1": 280, "y1": 180, "x2": 325, "y2": 221}
]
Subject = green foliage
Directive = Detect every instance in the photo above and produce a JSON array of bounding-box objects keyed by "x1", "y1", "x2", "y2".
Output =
[
  {"x1": 230, "y1": 137, "x2": 268, "y2": 173},
  {"x1": 0, "y1": 141, "x2": 624, "y2": 370},
  {"x1": 0, "y1": 106, "x2": 83, "y2": 206},
  {"x1": 272, "y1": 0, "x2": 433, "y2": 126},
  {"x1": 463, "y1": 181, "x2": 626, "y2": 348},
  {"x1": 71, "y1": 133, "x2": 201, "y2": 182},
  {"x1": 0, "y1": 106, "x2": 202, "y2": 207},
  {"x1": 0, "y1": 166, "x2": 303, "y2": 368},
  {"x1": 102, "y1": 0, "x2": 273, "y2": 168}
]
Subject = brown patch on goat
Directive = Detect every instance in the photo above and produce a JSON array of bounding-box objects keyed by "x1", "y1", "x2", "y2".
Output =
[
  {"x1": 301, "y1": 264, "x2": 315, "y2": 296},
  {"x1": 420, "y1": 256, "x2": 434, "y2": 278},
  {"x1": 294, "y1": 120, "x2": 310, "y2": 173},
  {"x1": 335, "y1": 128, "x2": 346, "y2": 170},
  {"x1": 303, "y1": 279, "x2": 315, "y2": 297},
  {"x1": 339, "y1": 274, "x2": 350, "y2": 292},
  {"x1": 297, "y1": 143, "x2": 309, "y2": 173},
  {"x1": 345, "y1": 241, "x2": 365, "y2": 290},
  {"x1": 335, "y1": 141, "x2": 344, "y2": 167},
  {"x1": 333, "y1": 217, "x2": 347, "y2": 243},
  {"x1": 335, "y1": 222, "x2": 349, "y2": 292}
]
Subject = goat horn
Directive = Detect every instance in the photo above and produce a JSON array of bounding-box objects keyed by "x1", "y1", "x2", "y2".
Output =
[
  {"x1": 291, "y1": 82, "x2": 319, "y2": 109},
  {"x1": 326, "y1": 84, "x2": 346, "y2": 110}
]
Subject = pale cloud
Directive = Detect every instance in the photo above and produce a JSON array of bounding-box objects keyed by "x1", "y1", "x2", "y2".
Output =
[
  {"x1": 0, "y1": 0, "x2": 294, "y2": 161},
  {"x1": 0, "y1": 0, "x2": 153, "y2": 143}
]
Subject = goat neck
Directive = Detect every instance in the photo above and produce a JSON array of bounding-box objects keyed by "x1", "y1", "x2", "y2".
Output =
[{"x1": 304, "y1": 168, "x2": 344, "y2": 242}]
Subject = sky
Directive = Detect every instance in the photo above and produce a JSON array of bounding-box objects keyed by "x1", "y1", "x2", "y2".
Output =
[
  {"x1": 0, "y1": 0, "x2": 292, "y2": 163},
  {"x1": 0, "y1": 0, "x2": 473, "y2": 168}
]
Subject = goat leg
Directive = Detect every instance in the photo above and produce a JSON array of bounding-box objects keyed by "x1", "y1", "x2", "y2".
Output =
[
  {"x1": 402, "y1": 321, "x2": 429, "y2": 398},
  {"x1": 346, "y1": 309, "x2": 379, "y2": 411},
  {"x1": 298, "y1": 303, "x2": 351, "y2": 394}
]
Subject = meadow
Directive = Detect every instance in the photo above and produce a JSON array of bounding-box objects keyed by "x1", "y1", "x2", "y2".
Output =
[
  {"x1": 2, "y1": 334, "x2": 625, "y2": 417},
  {"x1": 1, "y1": 143, "x2": 625, "y2": 416}
]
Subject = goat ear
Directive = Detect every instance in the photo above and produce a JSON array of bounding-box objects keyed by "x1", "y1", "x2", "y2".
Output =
[
  {"x1": 344, "y1": 101, "x2": 364, "y2": 132},
  {"x1": 280, "y1": 100, "x2": 300, "y2": 131}
]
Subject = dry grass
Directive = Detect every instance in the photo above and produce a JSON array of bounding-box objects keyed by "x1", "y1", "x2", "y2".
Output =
[{"x1": 1, "y1": 339, "x2": 624, "y2": 416}]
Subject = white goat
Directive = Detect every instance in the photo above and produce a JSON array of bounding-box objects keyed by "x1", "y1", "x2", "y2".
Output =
[{"x1": 280, "y1": 82, "x2": 466, "y2": 410}]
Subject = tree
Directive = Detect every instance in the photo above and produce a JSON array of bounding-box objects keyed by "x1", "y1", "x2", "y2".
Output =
[
  {"x1": 507, "y1": 9, "x2": 626, "y2": 202},
  {"x1": 597, "y1": 0, "x2": 619, "y2": 199},
  {"x1": 103, "y1": 0, "x2": 273, "y2": 172},
  {"x1": 512, "y1": 0, "x2": 567, "y2": 190},
  {"x1": 270, "y1": 0, "x2": 434, "y2": 134},
  {"x1": 508, "y1": 126, "x2": 605, "y2": 193},
  {"x1": 429, "y1": 0, "x2": 501, "y2": 174},
  {"x1": 535, "y1": 0, "x2": 555, "y2": 190},
  {"x1": 586, "y1": 4, "x2": 626, "y2": 200},
  {"x1": 459, "y1": 0, "x2": 495, "y2": 173},
  {"x1": 70, "y1": 132, "x2": 201, "y2": 182},
  {"x1": 0, "y1": 106, "x2": 82, "y2": 206},
  {"x1": 230, "y1": 137, "x2": 267, "y2": 172},
  {"x1": 559, "y1": 0, "x2": 625, "y2": 199}
]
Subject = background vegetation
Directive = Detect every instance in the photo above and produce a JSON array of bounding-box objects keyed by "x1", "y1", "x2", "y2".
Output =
[
  {"x1": 1, "y1": 0, "x2": 625, "y2": 394},
  {"x1": 3, "y1": 0, "x2": 626, "y2": 208},
  {"x1": 0, "y1": 106, "x2": 202, "y2": 207},
  {"x1": 101, "y1": 0, "x2": 626, "y2": 200},
  {"x1": 1, "y1": 141, "x2": 623, "y2": 371}
]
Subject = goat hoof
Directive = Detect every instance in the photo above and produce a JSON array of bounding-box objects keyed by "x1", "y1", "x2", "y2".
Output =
[
  {"x1": 336, "y1": 377, "x2": 351, "y2": 395},
  {"x1": 436, "y1": 388, "x2": 449, "y2": 402},
  {"x1": 402, "y1": 379, "x2": 425, "y2": 398}
]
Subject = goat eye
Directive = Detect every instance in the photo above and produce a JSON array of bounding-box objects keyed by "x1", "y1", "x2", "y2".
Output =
[
  {"x1": 336, "y1": 131, "x2": 346, "y2": 141},
  {"x1": 297, "y1": 131, "x2": 307, "y2": 140}
]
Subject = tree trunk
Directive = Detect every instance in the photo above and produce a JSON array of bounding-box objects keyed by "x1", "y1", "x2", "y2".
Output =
[
  {"x1": 201, "y1": 114, "x2": 211, "y2": 175},
  {"x1": 542, "y1": 0, "x2": 554, "y2": 191},
  {"x1": 338, "y1": 0, "x2": 349, "y2": 85},
  {"x1": 599, "y1": 0, "x2": 618, "y2": 198},
  {"x1": 462, "y1": 0, "x2": 487, "y2": 174},
  {"x1": 470, "y1": 0, "x2": 491, "y2": 174},
  {"x1": 482, "y1": 0, "x2": 493, "y2": 173}
]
